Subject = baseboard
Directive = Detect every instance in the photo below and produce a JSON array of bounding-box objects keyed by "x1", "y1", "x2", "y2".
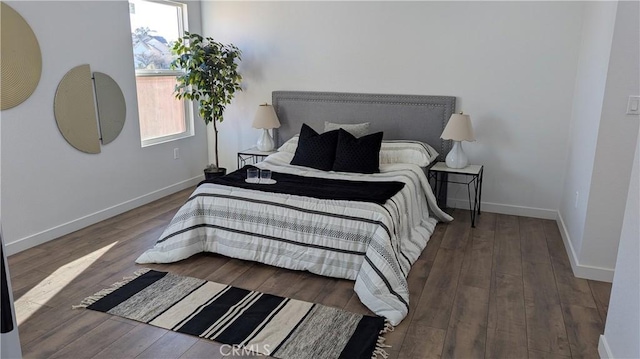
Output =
[
  {"x1": 446, "y1": 198, "x2": 557, "y2": 220},
  {"x1": 556, "y1": 213, "x2": 615, "y2": 282},
  {"x1": 598, "y1": 335, "x2": 613, "y2": 359},
  {"x1": 4, "y1": 176, "x2": 203, "y2": 256}
]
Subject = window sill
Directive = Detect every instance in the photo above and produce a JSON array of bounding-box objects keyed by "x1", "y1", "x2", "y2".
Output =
[{"x1": 141, "y1": 131, "x2": 195, "y2": 148}]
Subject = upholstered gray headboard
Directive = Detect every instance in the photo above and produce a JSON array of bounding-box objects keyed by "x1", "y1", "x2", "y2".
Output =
[{"x1": 272, "y1": 91, "x2": 456, "y2": 159}]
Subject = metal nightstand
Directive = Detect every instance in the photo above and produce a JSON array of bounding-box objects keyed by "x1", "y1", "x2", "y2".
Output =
[
  {"x1": 428, "y1": 161, "x2": 484, "y2": 227},
  {"x1": 237, "y1": 147, "x2": 277, "y2": 168}
]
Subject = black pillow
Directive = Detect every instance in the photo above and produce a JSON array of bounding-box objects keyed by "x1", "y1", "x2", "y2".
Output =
[
  {"x1": 332, "y1": 129, "x2": 384, "y2": 174},
  {"x1": 291, "y1": 124, "x2": 339, "y2": 171}
]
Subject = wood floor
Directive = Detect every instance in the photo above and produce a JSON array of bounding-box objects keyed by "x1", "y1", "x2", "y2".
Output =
[{"x1": 8, "y1": 187, "x2": 611, "y2": 359}]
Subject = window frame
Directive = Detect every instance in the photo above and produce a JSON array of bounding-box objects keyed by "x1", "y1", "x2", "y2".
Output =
[{"x1": 130, "y1": 0, "x2": 195, "y2": 148}]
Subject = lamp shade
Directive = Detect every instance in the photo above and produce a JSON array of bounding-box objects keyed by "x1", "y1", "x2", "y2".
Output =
[
  {"x1": 252, "y1": 104, "x2": 281, "y2": 129},
  {"x1": 441, "y1": 113, "x2": 475, "y2": 142}
]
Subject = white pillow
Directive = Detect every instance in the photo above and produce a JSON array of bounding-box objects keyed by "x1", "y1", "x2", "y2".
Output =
[
  {"x1": 324, "y1": 121, "x2": 370, "y2": 138},
  {"x1": 379, "y1": 141, "x2": 439, "y2": 167},
  {"x1": 277, "y1": 135, "x2": 299, "y2": 153}
]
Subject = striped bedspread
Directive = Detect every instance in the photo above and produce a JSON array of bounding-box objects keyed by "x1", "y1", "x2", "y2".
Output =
[{"x1": 136, "y1": 152, "x2": 452, "y2": 325}]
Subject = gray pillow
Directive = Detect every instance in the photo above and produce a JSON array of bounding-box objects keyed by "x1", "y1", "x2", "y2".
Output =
[{"x1": 324, "y1": 121, "x2": 370, "y2": 138}]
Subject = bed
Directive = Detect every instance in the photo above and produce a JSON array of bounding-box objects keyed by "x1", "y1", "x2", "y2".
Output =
[{"x1": 136, "y1": 91, "x2": 456, "y2": 325}]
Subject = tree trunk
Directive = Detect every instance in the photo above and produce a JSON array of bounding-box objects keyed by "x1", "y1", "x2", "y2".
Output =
[{"x1": 212, "y1": 117, "x2": 219, "y2": 168}]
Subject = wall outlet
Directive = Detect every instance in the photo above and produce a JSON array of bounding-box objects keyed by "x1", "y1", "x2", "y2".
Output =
[
  {"x1": 627, "y1": 96, "x2": 640, "y2": 115},
  {"x1": 173, "y1": 148, "x2": 179, "y2": 160},
  {"x1": 574, "y1": 191, "x2": 579, "y2": 209}
]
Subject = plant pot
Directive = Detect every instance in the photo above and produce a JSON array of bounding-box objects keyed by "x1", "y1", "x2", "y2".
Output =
[{"x1": 204, "y1": 167, "x2": 226, "y2": 180}]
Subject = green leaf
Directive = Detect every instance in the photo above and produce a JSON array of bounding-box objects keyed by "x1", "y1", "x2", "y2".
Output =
[{"x1": 168, "y1": 32, "x2": 242, "y2": 164}]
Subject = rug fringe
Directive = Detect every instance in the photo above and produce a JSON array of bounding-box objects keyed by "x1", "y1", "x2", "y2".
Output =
[
  {"x1": 371, "y1": 319, "x2": 394, "y2": 359},
  {"x1": 72, "y1": 268, "x2": 151, "y2": 309},
  {"x1": 381, "y1": 319, "x2": 394, "y2": 334}
]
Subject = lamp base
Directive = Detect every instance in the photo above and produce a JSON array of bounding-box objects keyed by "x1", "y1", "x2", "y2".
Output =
[
  {"x1": 445, "y1": 141, "x2": 468, "y2": 169},
  {"x1": 256, "y1": 129, "x2": 275, "y2": 151}
]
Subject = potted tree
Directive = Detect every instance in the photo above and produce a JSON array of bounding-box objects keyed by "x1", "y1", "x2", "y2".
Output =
[{"x1": 171, "y1": 32, "x2": 242, "y2": 177}]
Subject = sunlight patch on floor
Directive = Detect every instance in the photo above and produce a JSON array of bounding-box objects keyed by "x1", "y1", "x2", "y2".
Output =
[{"x1": 15, "y1": 242, "x2": 117, "y2": 324}]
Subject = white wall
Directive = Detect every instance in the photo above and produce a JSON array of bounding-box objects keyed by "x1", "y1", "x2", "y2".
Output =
[
  {"x1": 559, "y1": 0, "x2": 640, "y2": 281},
  {"x1": 582, "y1": 0, "x2": 640, "y2": 269},
  {"x1": 202, "y1": 1, "x2": 583, "y2": 219},
  {"x1": 559, "y1": 1, "x2": 617, "y2": 266},
  {"x1": 599, "y1": 134, "x2": 640, "y2": 359},
  {"x1": 1, "y1": 100, "x2": 22, "y2": 359},
  {"x1": 1, "y1": 0, "x2": 208, "y2": 254}
]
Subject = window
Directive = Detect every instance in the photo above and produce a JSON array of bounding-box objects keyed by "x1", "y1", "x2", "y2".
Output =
[{"x1": 129, "y1": 0, "x2": 193, "y2": 146}]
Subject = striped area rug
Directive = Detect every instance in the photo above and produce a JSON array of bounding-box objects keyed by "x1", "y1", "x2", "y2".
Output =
[{"x1": 75, "y1": 268, "x2": 392, "y2": 359}]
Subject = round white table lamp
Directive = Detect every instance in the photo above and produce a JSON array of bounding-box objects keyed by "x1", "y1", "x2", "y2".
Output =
[
  {"x1": 252, "y1": 103, "x2": 281, "y2": 151},
  {"x1": 440, "y1": 112, "x2": 475, "y2": 169}
]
